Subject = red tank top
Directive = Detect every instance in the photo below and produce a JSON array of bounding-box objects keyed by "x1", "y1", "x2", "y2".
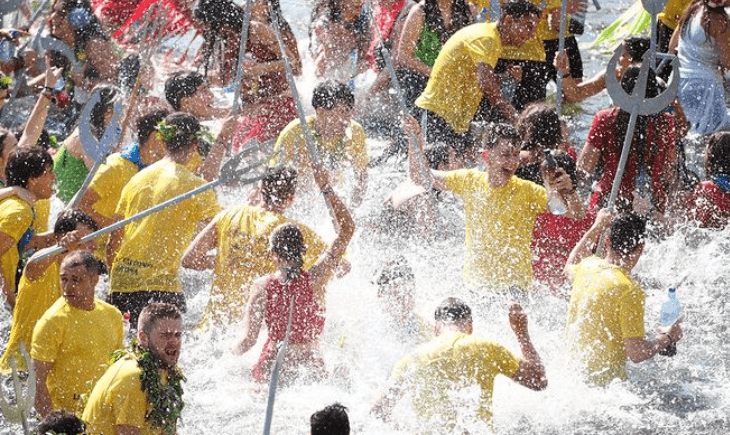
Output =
[{"x1": 264, "y1": 271, "x2": 324, "y2": 344}]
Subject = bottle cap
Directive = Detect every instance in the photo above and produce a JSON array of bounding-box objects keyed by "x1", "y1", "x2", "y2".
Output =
[{"x1": 668, "y1": 287, "x2": 676, "y2": 293}]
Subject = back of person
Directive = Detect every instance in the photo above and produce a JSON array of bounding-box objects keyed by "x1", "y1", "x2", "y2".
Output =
[
  {"x1": 565, "y1": 256, "x2": 645, "y2": 385},
  {"x1": 110, "y1": 159, "x2": 219, "y2": 294},
  {"x1": 678, "y1": 12, "x2": 720, "y2": 79}
]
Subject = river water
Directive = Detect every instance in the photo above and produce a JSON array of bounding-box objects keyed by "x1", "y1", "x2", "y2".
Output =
[{"x1": 2, "y1": 0, "x2": 730, "y2": 433}]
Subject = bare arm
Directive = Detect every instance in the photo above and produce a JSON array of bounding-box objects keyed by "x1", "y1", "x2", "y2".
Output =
[
  {"x1": 708, "y1": 14, "x2": 730, "y2": 71},
  {"x1": 402, "y1": 114, "x2": 447, "y2": 191},
  {"x1": 308, "y1": 165, "x2": 355, "y2": 292},
  {"x1": 0, "y1": 232, "x2": 17, "y2": 308},
  {"x1": 371, "y1": 385, "x2": 406, "y2": 422},
  {"x1": 182, "y1": 213, "x2": 220, "y2": 270},
  {"x1": 564, "y1": 208, "x2": 612, "y2": 277},
  {"x1": 196, "y1": 116, "x2": 238, "y2": 181},
  {"x1": 84, "y1": 39, "x2": 119, "y2": 82},
  {"x1": 508, "y1": 304, "x2": 547, "y2": 391},
  {"x1": 577, "y1": 142, "x2": 601, "y2": 186},
  {"x1": 477, "y1": 62, "x2": 517, "y2": 123},
  {"x1": 105, "y1": 214, "x2": 124, "y2": 268},
  {"x1": 624, "y1": 320, "x2": 682, "y2": 363},
  {"x1": 394, "y1": 6, "x2": 431, "y2": 77},
  {"x1": 232, "y1": 280, "x2": 266, "y2": 355},
  {"x1": 77, "y1": 188, "x2": 115, "y2": 229},
  {"x1": 555, "y1": 51, "x2": 606, "y2": 103},
  {"x1": 17, "y1": 62, "x2": 61, "y2": 148},
  {"x1": 33, "y1": 359, "x2": 53, "y2": 417},
  {"x1": 350, "y1": 166, "x2": 368, "y2": 208}
]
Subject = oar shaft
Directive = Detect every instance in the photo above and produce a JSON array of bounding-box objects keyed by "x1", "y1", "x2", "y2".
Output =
[
  {"x1": 263, "y1": 290, "x2": 295, "y2": 435},
  {"x1": 555, "y1": 0, "x2": 569, "y2": 112},
  {"x1": 232, "y1": 0, "x2": 253, "y2": 115}
]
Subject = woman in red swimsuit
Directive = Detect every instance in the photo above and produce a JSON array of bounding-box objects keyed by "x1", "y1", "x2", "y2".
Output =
[{"x1": 233, "y1": 164, "x2": 355, "y2": 385}]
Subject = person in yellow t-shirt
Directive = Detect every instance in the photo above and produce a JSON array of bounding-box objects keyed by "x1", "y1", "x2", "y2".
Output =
[
  {"x1": 372, "y1": 297, "x2": 547, "y2": 432},
  {"x1": 273, "y1": 81, "x2": 368, "y2": 207},
  {"x1": 78, "y1": 110, "x2": 169, "y2": 259},
  {"x1": 182, "y1": 165, "x2": 327, "y2": 327},
  {"x1": 32, "y1": 251, "x2": 123, "y2": 417},
  {"x1": 414, "y1": 1, "x2": 540, "y2": 152},
  {"x1": 106, "y1": 113, "x2": 235, "y2": 328},
  {"x1": 83, "y1": 303, "x2": 184, "y2": 435},
  {"x1": 408, "y1": 122, "x2": 584, "y2": 291},
  {"x1": 0, "y1": 147, "x2": 56, "y2": 309},
  {"x1": 564, "y1": 210, "x2": 684, "y2": 386},
  {"x1": 1, "y1": 209, "x2": 97, "y2": 373}
]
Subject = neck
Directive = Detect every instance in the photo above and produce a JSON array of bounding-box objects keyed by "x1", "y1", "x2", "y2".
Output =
[
  {"x1": 496, "y1": 20, "x2": 515, "y2": 46},
  {"x1": 606, "y1": 252, "x2": 633, "y2": 272},
  {"x1": 313, "y1": 117, "x2": 335, "y2": 141},
  {"x1": 165, "y1": 152, "x2": 191, "y2": 166},
  {"x1": 486, "y1": 171, "x2": 510, "y2": 188},
  {"x1": 18, "y1": 186, "x2": 38, "y2": 205}
]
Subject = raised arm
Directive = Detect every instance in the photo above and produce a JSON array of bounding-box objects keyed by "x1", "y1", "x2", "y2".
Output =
[
  {"x1": 564, "y1": 208, "x2": 612, "y2": 277},
  {"x1": 182, "y1": 213, "x2": 221, "y2": 270},
  {"x1": 477, "y1": 62, "x2": 518, "y2": 124},
  {"x1": 555, "y1": 52, "x2": 606, "y2": 103},
  {"x1": 508, "y1": 303, "x2": 547, "y2": 391},
  {"x1": 402, "y1": 114, "x2": 447, "y2": 191},
  {"x1": 17, "y1": 58, "x2": 62, "y2": 149},
  {"x1": 394, "y1": 5, "x2": 431, "y2": 77},
  {"x1": 232, "y1": 279, "x2": 266, "y2": 355},
  {"x1": 196, "y1": 116, "x2": 238, "y2": 181},
  {"x1": 308, "y1": 165, "x2": 355, "y2": 291}
]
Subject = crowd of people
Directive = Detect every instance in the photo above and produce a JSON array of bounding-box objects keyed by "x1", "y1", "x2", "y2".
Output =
[{"x1": 0, "y1": 0, "x2": 728, "y2": 432}]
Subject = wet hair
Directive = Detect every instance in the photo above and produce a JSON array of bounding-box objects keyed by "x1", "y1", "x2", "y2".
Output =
[
  {"x1": 312, "y1": 80, "x2": 355, "y2": 110},
  {"x1": 137, "y1": 109, "x2": 170, "y2": 146},
  {"x1": 195, "y1": 0, "x2": 244, "y2": 78},
  {"x1": 552, "y1": 151, "x2": 579, "y2": 188},
  {"x1": 501, "y1": 0, "x2": 541, "y2": 19},
  {"x1": 705, "y1": 132, "x2": 730, "y2": 177},
  {"x1": 118, "y1": 54, "x2": 141, "y2": 92},
  {"x1": 622, "y1": 37, "x2": 650, "y2": 63},
  {"x1": 162, "y1": 112, "x2": 201, "y2": 155},
  {"x1": 165, "y1": 71, "x2": 205, "y2": 110},
  {"x1": 609, "y1": 213, "x2": 646, "y2": 256},
  {"x1": 36, "y1": 410, "x2": 85, "y2": 435},
  {"x1": 90, "y1": 84, "x2": 122, "y2": 141},
  {"x1": 423, "y1": 0, "x2": 471, "y2": 44},
  {"x1": 61, "y1": 250, "x2": 104, "y2": 276},
  {"x1": 138, "y1": 302, "x2": 182, "y2": 334},
  {"x1": 52, "y1": 0, "x2": 108, "y2": 81},
  {"x1": 311, "y1": 403, "x2": 350, "y2": 435},
  {"x1": 269, "y1": 223, "x2": 306, "y2": 271},
  {"x1": 518, "y1": 103, "x2": 561, "y2": 151},
  {"x1": 374, "y1": 255, "x2": 414, "y2": 290},
  {"x1": 54, "y1": 209, "x2": 98, "y2": 236},
  {"x1": 678, "y1": 0, "x2": 729, "y2": 43},
  {"x1": 260, "y1": 165, "x2": 297, "y2": 207},
  {"x1": 434, "y1": 297, "x2": 472, "y2": 323},
  {"x1": 5, "y1": 146, "x2": 53, "y2": 188},
  {"x1": 481, "y1": 123, "x2": 522, "y2": 150}
]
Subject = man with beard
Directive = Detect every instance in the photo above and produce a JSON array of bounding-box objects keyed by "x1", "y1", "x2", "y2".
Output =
[{"x1": 83, "y1": 303, "x2": 185, "y2": 435}]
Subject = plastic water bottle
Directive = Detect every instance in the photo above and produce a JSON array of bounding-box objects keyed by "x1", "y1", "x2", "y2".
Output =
[
  {"x1": 658, "y1": 288, "x2": 681, "y2": 357},
  {"x1": 544, "y1": 150, "x2": 568, "y2": 215}
]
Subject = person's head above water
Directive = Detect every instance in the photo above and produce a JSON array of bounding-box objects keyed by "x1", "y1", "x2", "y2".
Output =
[
  {"x1": 269, "y1": 223, "x2": 306, "y2": 274},
  {"x1": 260, "y1": 165, "x2": 298, "y2": 210},
  {"x1": 310, "y1": 403, "x2": 350, "y2": 435},
  {"x1": 434, "y1": 297, "x2": 473, "y2": 335}
]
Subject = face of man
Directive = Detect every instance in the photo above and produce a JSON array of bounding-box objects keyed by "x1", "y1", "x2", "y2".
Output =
[
  {"x1": 483, "y1": 138, "x2": 521, "y2": 187},
  {"x1": 27, "y1": 163, "x2": 56, "y2": 199},
  {"x1": 509, "y1": 14, "x2": 539, "y2": 47},
  {"x1": 141, "y1": 317, "x2": 183, "y2": 369},
  {"x1": 60, "y1": 263, "x2": 98, "y2": 311},
  {"x1": 315, "y1": 105, "x2": 353, "y2": 138}
]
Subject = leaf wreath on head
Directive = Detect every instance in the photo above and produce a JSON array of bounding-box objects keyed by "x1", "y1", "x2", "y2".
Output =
[
  {"x1": 111, "y1": 340, "x2": 185, "y2": 435},
  {"x1": 155, "y1": 119, "x2": 212, "y2": 144}
]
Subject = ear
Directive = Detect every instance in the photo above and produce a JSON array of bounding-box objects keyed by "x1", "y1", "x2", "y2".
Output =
[
  {"x1": 138, "y1": 329, "x2": 149, "y2": 347},
  {"x1": 465, "y1": 318, "x2": 474, "y2": 335}
]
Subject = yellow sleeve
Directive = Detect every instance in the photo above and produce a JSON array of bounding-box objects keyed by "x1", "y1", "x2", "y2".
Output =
[
  {"x1": 620, "y1": 281, "x2": 646, "y2": 340},
  {"x1": 347, "y1": 122, "x2": 369, "y2": 171},
  {"x1": 273, "y1": 119, "x2": 302, "y2": 165},
  {"x1": 114, "y1": 182, "x2": 132, "y2": 219},
  {"x1": 0, "y1": 200, "x2": 33, "y2": 242},
  {"x1": 477, "y1": 341, "x2": 521, "y2": 379},
  {"x1": 526, "y1": 180, "x2": 548, "y2": 216},
  {"x1": 111, "y1": 366, "x2": 148, "y2": 428},
  {"x1": 30, "y1": 308, "x2": 62, "y2": 364},
  {"x1": 89, "y1": 160, "x2": 125, "y2": 219},
  {"x1": 443, "y1": 169, "x2": 474, "y2": 196},
  {"x1": 198, "y1": 189, "x2": 222, "y2": 223},
  {"x1": 463, "y1": 27, "x2": 500, "y2": 68}
]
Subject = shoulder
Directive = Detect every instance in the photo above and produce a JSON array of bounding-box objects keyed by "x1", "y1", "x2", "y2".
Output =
[{"x1": 95, "y1": 300, "x2": 123, "y2": 318}]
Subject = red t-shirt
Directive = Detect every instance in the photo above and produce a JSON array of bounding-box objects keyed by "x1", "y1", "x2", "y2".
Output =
[
  {"x1": 586, "y1": 108, "x2": 675, "y2": 213},
  {"x1": 688, "y1": 180, "x2": 730, "y2": 229}
]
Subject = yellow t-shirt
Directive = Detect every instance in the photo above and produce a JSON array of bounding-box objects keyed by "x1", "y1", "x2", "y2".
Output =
[
  {"x1": 565, "y1": 256, "x2": 646, "y2": 386},
  {"x1": 204, "y1": 206, "x2": 326, "y2": 325},
  {"x1": 110, "y1": 159, "x2": 221, "y2": 294},
  {"x1": 416, "y1": 23, "x2": 502, "y2": 134},
  {"x1": 389, "y1": 330, "x2": 520, "y2": 431},
  {"x1": 31, "y1": 298, "x2": 123, "y2": 415},
  {"x1": 89, "y1": 153, "x2": 140, "y2": 221},
  {"x1": 658, "y1": 0, "x2": 693, "y2": 29},
  {"x1": 33, "y1": 199, "x2": 51, "y2": 233},
  {"x1": 273, "y1": 115, "x2": 369, "y2": 176},
  {"x1": 83, "y1": 357, "x2": 169, "y2": 435},
  {"x1": 444, "y1": 170, "x2": 547, "y2": 290},
  {"x1": 0, "y1": 262, "x2": 61, "y2": 373},
  {"x1": 0, "y1": 196, "x2": 33, "y2": 294}
]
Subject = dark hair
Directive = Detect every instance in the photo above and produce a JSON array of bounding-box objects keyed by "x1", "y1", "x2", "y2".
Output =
[
  {"x1": 195, "y1": 0, "x2": 244, "y2": 78},
  {"x1": 312, "y1": 80, "x2": 355, "y2": 110},
  {"x1": 311, "y1": 403, "x2": 350, "y2": 435},
  {"x1": 705, "y1": 132, "x2": 730, "y2": 177},
  {"x1": 269, "y1": 223, "x2": 306, "y2": 271},
  {"x1": 481, "y1": 123, "x2": 521, "y2": 150},
  {"x1": 90, "y1": 84, "x2": 122, "y2": 141},
  {"x1": 609, "y1": 213, "x2": 646, "y2": 256},
  {"x1": 162, "y1": 112, "x2": 201, "y2": 155},
  {"x1": 54, "y1": 209, "x2": 98, "y2": 236},
  {"x1": 622, "y1": 37, "x2": 650, "y2": 63},
  {"x1": 61, "y1": 250, "x2": 105, "y2": 275},
  {"x1": 678, "y1": 0, "x2": 729, "y2": 43},
  {"x1": 518, "y1": 103, "x2": 561, "y2": 151},
  {"x1": 501, "y1": 0, "x2": 541, "y2": 18},
  {"x1": 261, "y1": 165, "x2": 297, "y2": 207},
  {"x1": 434, "y1": 297, "x2": 472, "y2": 323},
  {"x1": 138, "y1": 302, "x2": 182, "y2": 334},
  {"x1": 423, "y1": 0, "x2": 471, "y2": 44},
  {"x1": 137, "y1": 109, "x2": 170, "y2": 146},
  {"x1": 36, "y1": 410, "x2": 86, "y2": 435},
  {"x1": 52, "y1": 0, "x2": 108, "y2": 79},
  {"x1": 165, "y1": 71, "x2": 205, "y2": 110},
  {"x1": 374, "y1": 255, "x2": 414, "y2": 288},
  {"x1": 552, "y1": 151, "x2": 578, "y2": 187},
  {"x1": 118, "y1": 53, "x2": 141, "y2": 92},
  {"x1": 5, "y1": 146, "x2": 53, "y2": 188}
]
